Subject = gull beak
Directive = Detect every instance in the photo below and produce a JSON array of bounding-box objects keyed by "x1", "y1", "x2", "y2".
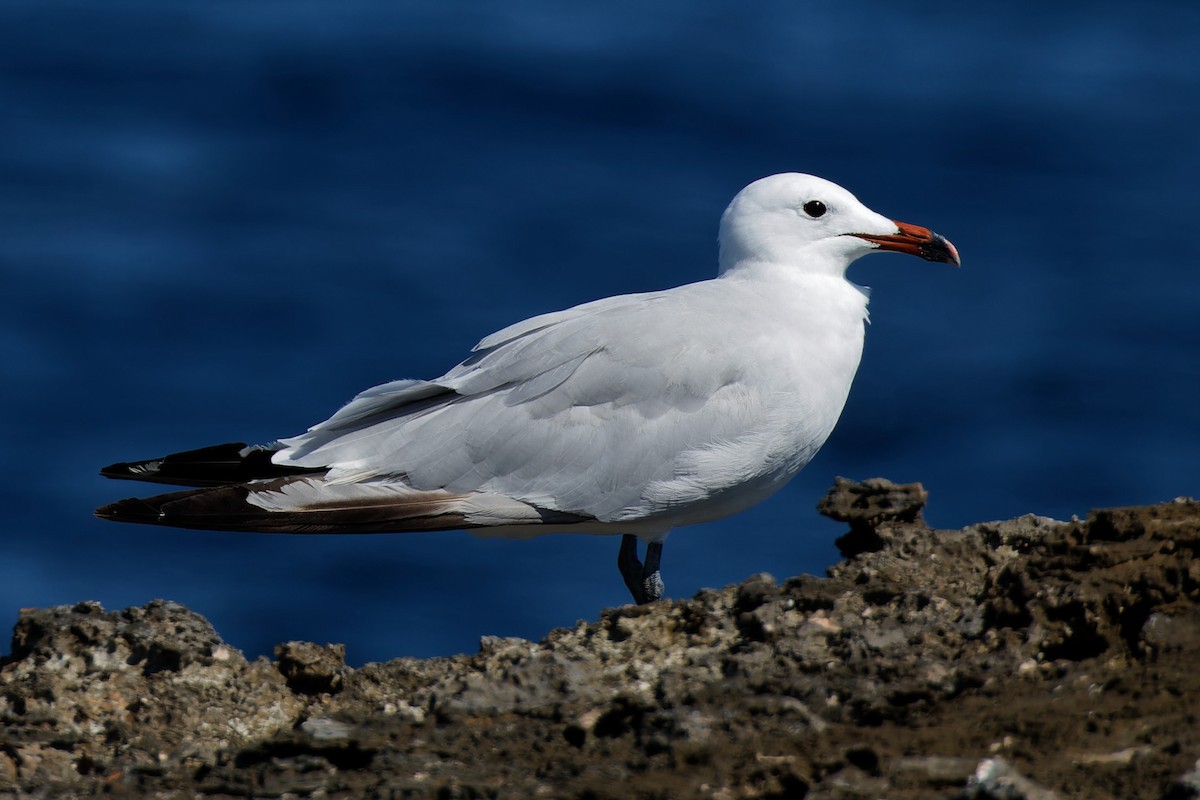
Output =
[{"x1": 852, "y1": 221, "x2": 960, "y2": 266}]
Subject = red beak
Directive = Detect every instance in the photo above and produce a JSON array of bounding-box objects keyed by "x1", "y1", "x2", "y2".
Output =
[{"x1": 852, "y1": 221, "x2": 960, "y2": 266}]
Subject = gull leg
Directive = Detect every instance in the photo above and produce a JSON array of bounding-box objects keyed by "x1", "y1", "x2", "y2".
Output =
[
  {"x1": 640, "y1": 542, "x2": 664, "y2": 603},
  {"x1": 618, "y1": 534, "x2": 646, "y2": 603},
  {"x1": 617, "y1": 534, "x2": 665, "y2": 605}
]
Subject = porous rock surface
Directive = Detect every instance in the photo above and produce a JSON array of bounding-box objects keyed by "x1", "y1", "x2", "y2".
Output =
[{"x1": 3, "y1": 479, "x2": 1200, "y2": 799}]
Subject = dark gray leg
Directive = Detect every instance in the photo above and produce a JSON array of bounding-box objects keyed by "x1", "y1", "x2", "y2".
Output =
[
  {"x1": 617, "y1": 534, "x2": 665, "y2": 605},
  {"x1": 618, "y1": 534, "x2": 643, "y2": 601}
]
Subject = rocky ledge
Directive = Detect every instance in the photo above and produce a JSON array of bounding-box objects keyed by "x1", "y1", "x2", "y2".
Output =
[{"x1": 3, "y1": 479, "x2": 1200, "y2": 799}]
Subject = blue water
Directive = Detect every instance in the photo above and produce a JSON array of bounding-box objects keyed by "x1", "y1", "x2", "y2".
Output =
[{"x1": 3, "y1": 1, "x2": 1198, "y2": 664}]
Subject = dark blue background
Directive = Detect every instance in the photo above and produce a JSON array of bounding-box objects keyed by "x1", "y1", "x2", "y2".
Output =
[{"x1": 3, "y1": 1, "x2": 1198, "y2": 663}]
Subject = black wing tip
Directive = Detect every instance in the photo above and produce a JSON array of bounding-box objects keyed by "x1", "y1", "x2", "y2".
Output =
[
  {"x1": 95, "y1": 496, "x2": 162, "y2": 523},
  {"x1": 94, "y1": 484, "x2": 255, "y2": 529},
  {"x1": 94, "y1": 478, "x2": 485, "y2": 535},
  {"x1": 97, "y1": 442, "x2": 322, "y2": 488},
  {"x1": 98, "y1": 442, "x2": 251, "y2": 482},
  {"x1": 99, "y1": 461, "x2": 150, "y2": 481}
]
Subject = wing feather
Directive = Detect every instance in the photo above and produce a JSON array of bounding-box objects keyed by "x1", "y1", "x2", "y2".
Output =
[{"x1": 272, "y1": 280, "x2": 849, "y2": 524}]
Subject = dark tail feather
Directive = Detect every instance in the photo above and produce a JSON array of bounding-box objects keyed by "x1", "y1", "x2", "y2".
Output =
[
  {"x1": 94, "y1": 477, "x2": 476, "y2": 534},
  {"x1": 100, "y1": 442, "x2": 321, "y2": 488}
]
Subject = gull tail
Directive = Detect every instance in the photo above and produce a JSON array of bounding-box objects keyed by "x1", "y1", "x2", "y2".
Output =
[
  {"x1": 95, "y1": 476, "x2": 589, "y2": 534},
  {"x1": 100, "y1": 442, "x2": 321, "y2": 488}
]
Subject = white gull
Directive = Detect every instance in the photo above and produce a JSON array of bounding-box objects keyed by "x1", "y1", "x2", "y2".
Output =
[{"x1": 97, "y1": 173, "x2": 959, "y2": 604}]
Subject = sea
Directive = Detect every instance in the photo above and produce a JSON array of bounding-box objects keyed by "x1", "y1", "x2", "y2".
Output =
[{"x1": 2, "y1": 0, "x2": 1198, "y2": 663}]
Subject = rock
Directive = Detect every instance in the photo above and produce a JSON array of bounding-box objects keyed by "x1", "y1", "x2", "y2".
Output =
[
  {"x1": 2, "y1": 481, "x2": 1200, "y2": 799},
  {"x1": 960, "y1": 758, "x2": 1062, "y2": 799},
  {"x1": 0, "y1": 599, "x2": 304, "y2": 796},
  {"x1": 1165, "y1": 759, "x2": 1200, "y2": 800},
  {"x1": 275, "y1": 641, "x2": 348, "y2": 695},
  {"x1": 893, "y1": 755, "x2": 979, "y2": 785},
  {"x1": 818, "y1": 476, "x2": 929, "y2": 556}
]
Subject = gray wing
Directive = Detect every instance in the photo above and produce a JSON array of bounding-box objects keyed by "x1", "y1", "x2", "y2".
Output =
[{"x1": 275, "y1": 282, "x2": 818, "y2": 523}]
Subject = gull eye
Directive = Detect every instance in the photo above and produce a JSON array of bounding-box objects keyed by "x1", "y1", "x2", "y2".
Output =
[{"x1": 802, "y1": 200, "x2": 827, "y2": 218}]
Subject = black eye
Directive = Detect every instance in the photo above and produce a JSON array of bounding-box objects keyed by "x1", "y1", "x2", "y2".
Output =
[{"x1": 803, "y1": 200, "x2": 827, "y2": 218}]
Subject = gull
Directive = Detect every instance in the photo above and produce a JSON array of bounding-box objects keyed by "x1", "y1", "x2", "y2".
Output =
[{"x1": 96, "y1": 173, "x2": 959, "y2": 604}]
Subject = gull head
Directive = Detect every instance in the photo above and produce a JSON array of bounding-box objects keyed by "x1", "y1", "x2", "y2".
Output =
[{"x1": 717, "y1": 173, "x2": 960, "y2": 276}]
